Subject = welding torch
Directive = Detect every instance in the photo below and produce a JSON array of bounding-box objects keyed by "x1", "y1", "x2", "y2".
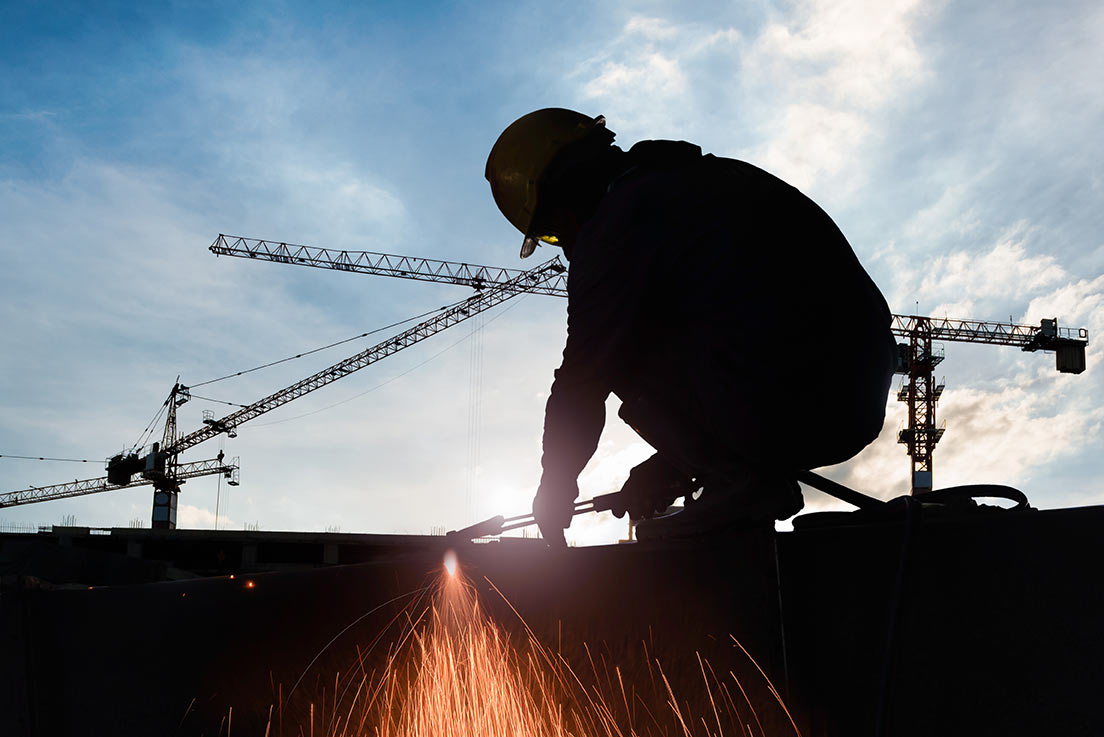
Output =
[
  {"x1": 446, "y1": 490, "x2": 625, "y2": 542},
  {"x1": 444, "y1": 470, "x2": 884, "y2": 543}
]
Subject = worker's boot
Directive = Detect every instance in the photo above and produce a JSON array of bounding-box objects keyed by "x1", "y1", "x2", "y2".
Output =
[{"x1": 635, "y1": 469, "x2": 803, "y2": 540}]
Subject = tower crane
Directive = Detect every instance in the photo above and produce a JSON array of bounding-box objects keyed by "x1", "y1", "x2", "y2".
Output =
[
  {"x1": 1, "y1": 254, "x2": 566, "y2": 527},
  {"x1": 211, "y1": 234, "x2": 1090, "y2": 496},
  {"x1": 891, "y1": 315, "x2": 1087, "y2": 493},
  {"x1": 1, "y1": 382, "x2": 240, "y2": 518}
]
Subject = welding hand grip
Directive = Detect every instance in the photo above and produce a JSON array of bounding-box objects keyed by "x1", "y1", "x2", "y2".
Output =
[
  {"x1": 445, "y1": 491, "x2": 628, "y2": 542},
  {"x1": 445, "y1": 515, "x2": 506, "y2": 541},
  {"x1": 582, "y1": 490, "x2": 624, "y2": 514},
  {"x1": 443, "y1": 494, "x2": 627, "y2": 540}
]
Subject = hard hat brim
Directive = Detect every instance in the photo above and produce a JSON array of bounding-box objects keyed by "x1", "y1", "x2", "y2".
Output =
[{"x1": 520, "y1": 236, "x2": 539, "y2": 259}]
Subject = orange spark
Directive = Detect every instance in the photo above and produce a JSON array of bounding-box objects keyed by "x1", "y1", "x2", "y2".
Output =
[
  {"x1": 280, "y1": 563, "x2": 799, "y2": 737},
  {"x1": 373, "y1": 567, "x2": 571, "y2": 737}
]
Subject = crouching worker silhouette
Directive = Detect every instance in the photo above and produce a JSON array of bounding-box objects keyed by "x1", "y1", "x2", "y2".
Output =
[{"x1": 485, "y1": 109, "x2": 896, "y2": 545}]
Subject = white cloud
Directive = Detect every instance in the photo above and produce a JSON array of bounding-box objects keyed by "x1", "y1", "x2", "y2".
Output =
[
  {"x1": 921, "y1": 234, "x2": 1067, "y2": 313},
  {"x1": 275, "y1": 160, "x2": 407, "y2": 238},
  {"x1": 886, "y1": 226, "x2": 1074, "y2": 319},
  {"x1": 754, "y1": 103, "x2": 870, "y2": 191},
  {"x1": 899, "y1": 181, "x2": 984, "y2": 244},
  {"x1": 577, "y1": 421, "x2": 655, "y2": 499},
  {"x1": 575, "y1": 1, "x2": 934, "y2": 195},
  {"x1": 824, "y1": 404, "x2": 912, "y2": 499},
  {"x1": 742, "y1": 0, "x2": 933, "y2": 193},
  {"x1": 933, "y1": 385, "x2": 1103, "y2": 487},
  {"x1": 574, "y1": 16, "x2": 710, "y2": 139},
  {"x1": 584, "y1": 53, "x2": 686, "y2": 100},
  {"x1": 747, "y1": 0, "x2": 928, "y2": 109},
  {"x1": 623, "y1": 16, "x2": 680, "y2": 41},
  {"x1": 177, "y1": 503, "x2": 238, "y2": 530},
  {"x1": 1024, "y1": 274, "x2": 1104, "y2": 336},
  {"x1": 4, "y1": 110, "x2": 57, "y2": 121}
]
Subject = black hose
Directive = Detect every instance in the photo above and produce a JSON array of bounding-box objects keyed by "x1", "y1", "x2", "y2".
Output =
[
  {"x1": 917, "y1": 484, "x2": 1031, "y2": 510},
  {"x1": 795, "y1": 470, "x2": 886, "y2": 509}
]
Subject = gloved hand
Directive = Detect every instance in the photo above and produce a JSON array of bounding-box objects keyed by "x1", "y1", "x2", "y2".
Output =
[
  {"x1": 611, "y1": 454, "x2": 697, "y2": 520},
  {"x1": 533, "y1": 473, "x2": 577, "y2": 548}
]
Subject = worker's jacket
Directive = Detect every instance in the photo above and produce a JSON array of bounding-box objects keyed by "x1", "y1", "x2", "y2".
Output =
[{"x1": 541, "y1": 140, "x2": 896, "y2": 483}]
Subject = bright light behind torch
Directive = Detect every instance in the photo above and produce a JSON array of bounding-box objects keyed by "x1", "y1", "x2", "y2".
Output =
[{"x1": 443, "y1": 549, "x2": 458, "y2": 578}]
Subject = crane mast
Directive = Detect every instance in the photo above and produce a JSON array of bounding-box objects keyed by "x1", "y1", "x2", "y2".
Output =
[{"x1": 211, "y1": 234, "x2": 1090, "y2": 496}]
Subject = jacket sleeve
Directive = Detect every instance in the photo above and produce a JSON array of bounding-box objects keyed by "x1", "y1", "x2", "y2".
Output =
[{"x1": 539, "y1": 176, "x2": 665, "y2": 484}]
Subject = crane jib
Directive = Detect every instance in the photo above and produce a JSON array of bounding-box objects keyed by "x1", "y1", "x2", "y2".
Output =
[{"x1": 166, "y1": 255, "x2": 567, "y2": 456}]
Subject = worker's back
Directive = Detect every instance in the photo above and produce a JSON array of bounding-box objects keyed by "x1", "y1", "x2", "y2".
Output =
[{"x1": 566, "y1": 140, "x2": 896, "y2": 469}]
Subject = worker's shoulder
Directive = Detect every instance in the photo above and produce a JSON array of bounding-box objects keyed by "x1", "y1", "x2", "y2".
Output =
[
  {"x1": 621, "y1": 140, "x2": 794, "y2": 193},
  {"x1": 604, "y1": 140, "x2": 712, "y2": 201},
  {"x1": 624, "y1": 139, "x2": 703, "y2": 168}
]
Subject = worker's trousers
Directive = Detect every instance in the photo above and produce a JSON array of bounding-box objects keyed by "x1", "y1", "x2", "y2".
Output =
[{"x1": 615, "y1": 331, "x2": 897, "y2": 480}]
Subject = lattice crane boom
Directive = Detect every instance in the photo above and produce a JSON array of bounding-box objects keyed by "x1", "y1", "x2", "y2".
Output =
[
  {"x1": 212, "y1": 234, "x2": 1089, "y2": 497},
  {"x1": 210, "y1": 234, "x2": 569, "y2": 297},
  {"x1": 0, "y1": 456, "x2": 239, "y2": 509},
  {"x1": 890, "y1": 315, "x2": 1088, "y2": 351},
  {"x1": 166, "y1": 255, "x2": 566, "y2": 458}
]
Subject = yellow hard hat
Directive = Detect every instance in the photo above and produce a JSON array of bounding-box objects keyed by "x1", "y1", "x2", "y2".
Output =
[{"x1": 485, "y1": 108, "x2": 608, "y2": 258}]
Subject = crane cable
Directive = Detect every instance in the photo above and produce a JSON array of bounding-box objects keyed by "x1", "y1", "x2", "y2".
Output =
[
  {"x1": 188, "y1": 393, "x2": 248, "y2": 408},
  {"x1": 1, "y1": 298, "x2": 521, "y2": 469},
  {"x1": 130, "y1": 394, "x2": 171, "y2": 452},
  {"x1": 466, "y1": 312, "x2": 485, "y2": 524},
  {"x1": 0, "y1": 454, "x2": 96, "y2": 463},
  {"x1": 6, "y1": 297, "x2": 528, "y2": 464},
  {"x1": 251, "y1": 291, "x2": 532, "y2": 428},
  {"x1": 187, "y1": 302, "x2": 471, "y2": 389}
]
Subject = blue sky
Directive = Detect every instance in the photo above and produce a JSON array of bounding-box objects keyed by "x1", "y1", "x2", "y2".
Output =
[{"x1": 2, "y1": 0, "x2": 1102, "y2": 544}]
